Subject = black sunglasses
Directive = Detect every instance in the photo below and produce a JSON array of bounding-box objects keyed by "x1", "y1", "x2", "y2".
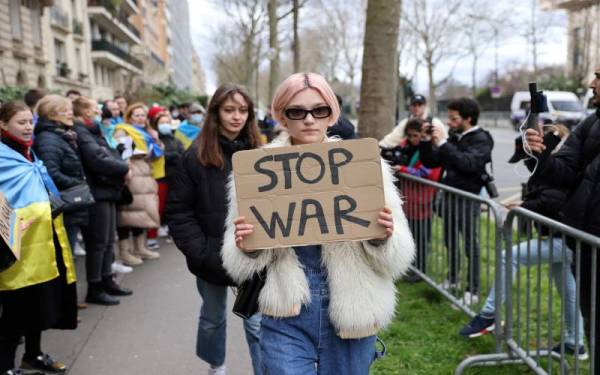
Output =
[{"x1": 284, "y1": 106, "x2": 332, "y2": 120}]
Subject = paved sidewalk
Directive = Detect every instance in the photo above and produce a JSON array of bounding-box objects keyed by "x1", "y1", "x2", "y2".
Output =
[{"x1": 35, "y1": 239, "x2": 253, "y2": 375}]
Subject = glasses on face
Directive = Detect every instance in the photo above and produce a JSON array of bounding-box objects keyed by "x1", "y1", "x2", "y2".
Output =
[{"x1": 284, "y1": 106, "x2": 332, "y2": 120}]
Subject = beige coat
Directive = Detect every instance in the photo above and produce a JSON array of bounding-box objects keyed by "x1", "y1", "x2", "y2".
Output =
[{"x1": 114, "y1": 127, "x2": 160, "y2": 229}]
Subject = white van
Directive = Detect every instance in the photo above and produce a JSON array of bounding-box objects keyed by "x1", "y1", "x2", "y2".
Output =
[{"x1": 510, "y1": 90, "x2": 585, "y2": 130}]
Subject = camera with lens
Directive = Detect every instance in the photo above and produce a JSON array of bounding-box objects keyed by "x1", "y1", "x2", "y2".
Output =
[
  {"x1": 380, "y1": 147, "x2": 408, "y2": 166},
  {"x1": 481, "y1": 173, "x2": 499, "y2": 198}
]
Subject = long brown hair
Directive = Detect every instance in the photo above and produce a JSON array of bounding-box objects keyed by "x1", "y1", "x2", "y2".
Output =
[
  {"x1": 195, "y1": 83, "x2": 262, "y2": 169},
  {"x1": 0, "y1": 101, "x2": 30, "y2": 123}
]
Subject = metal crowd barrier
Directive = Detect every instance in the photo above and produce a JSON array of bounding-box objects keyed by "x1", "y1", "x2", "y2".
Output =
[
  {"x1": 395, "y1": 173, "x2": 503, "y2": 336},
  {"x1": 395, "y1": 173, "x2": 600, "y2": 374}
]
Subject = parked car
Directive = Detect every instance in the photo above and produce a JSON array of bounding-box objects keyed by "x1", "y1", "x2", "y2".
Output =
[{"x1": 510, "y1": 90, "x2": 585, "y2": 130}]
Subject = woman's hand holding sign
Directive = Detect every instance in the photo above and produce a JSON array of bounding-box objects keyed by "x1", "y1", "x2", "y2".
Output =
[
  {"x1": 234, "y1": 216, "x2": 254, "y2": 252},
  {"x1": 377, "y1": 207, "x2": 394, "y2": 238}
]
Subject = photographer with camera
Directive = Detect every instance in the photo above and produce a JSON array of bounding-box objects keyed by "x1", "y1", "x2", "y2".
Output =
[
  {"x1": 419, "y1": 98, "x2": 494, "y2": 304},
  {"x1": 380, "y1": 94, "x2": 447, "y2": 148},
  {"x1": 382, "y1": 118, "x2": 441, "y2": 283}
]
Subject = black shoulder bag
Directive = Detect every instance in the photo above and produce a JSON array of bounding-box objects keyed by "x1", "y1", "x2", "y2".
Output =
[{"x1": 232, "y1": 269, "x2": 266, "y2": 319}]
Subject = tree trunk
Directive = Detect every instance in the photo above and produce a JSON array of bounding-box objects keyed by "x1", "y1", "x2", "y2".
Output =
[
  {"x1": 293, "y1": 0, "x2": 300, "y2": 72},
  {"x1": 268, "y1": 0, "x2": 279, "y2": 102},
  {"x1": 471, "y1": 54, "x2": 478, "y2": 98},
  {"x1": 358, "y1": 0, "x2": 401, "y2": 139},
  {"x1": 427, "y1": 57, "x2": 436, "y2": 116}
]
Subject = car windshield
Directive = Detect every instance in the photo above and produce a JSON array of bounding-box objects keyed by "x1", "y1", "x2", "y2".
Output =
[{"x1": 551, "y1": 100, "x2": 583, "y2": 112}]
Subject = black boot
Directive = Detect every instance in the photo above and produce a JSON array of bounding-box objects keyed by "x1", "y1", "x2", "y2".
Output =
[
  {"x1": 101, "y1": 277, "x2": 133, "y2": 296},
  {"x1": 86, "y1": 282, "x2": 119, "y2": 305}
]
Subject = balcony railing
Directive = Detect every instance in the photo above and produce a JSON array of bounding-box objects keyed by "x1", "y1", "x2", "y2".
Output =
[
  {"x1": 50, "y1": 7, "x2": 69, "y2": 30},
  {"x1": 91, "y1": 39, "x2": 143, "y2": 70},
  {"x1": 88, "y1": 0, "x2": 141, "y2": 39}
]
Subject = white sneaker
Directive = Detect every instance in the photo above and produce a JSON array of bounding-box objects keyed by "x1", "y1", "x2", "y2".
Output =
[
  {"x1": 74, "y1": 243, "x2": 86, "y2": 256},
  {"x1": 147, "y1": 239, "x2": 160, "y2": 250},
  {"x1": 158, "y1": 226, "x2": 169, "y2": 237},
  {"x1": 111, "y1": 261, "x2": 133, "y2": 274},
  {"x1": 463, "y1": 291, "x2": 480, "y2": 305},
  {"x1": 208, "y1": 365, "x2": 226, "y2": 375},
  {"x1": 440, "y1": 279, "x2": 458, "y2": 290}
]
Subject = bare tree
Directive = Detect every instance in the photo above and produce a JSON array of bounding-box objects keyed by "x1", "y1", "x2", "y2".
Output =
[
  {"x1": 316, "y1": 0, "x2": 366, "y2": 117},
  {"x1": 519, "y1": 0, "x2": 561, "y2": 76},
  {"x1": 268, "y1": 0, "x2": 280, "y2": 103},
  {"x1": 214, "y1": 0, "x2": 267, "y2": 101},
  {"x1": 358, "y1": 0, "x2": 401, "y2": 139},
  {"x1": 402, "y1": 0, "x2": 466, "y2": 114}
]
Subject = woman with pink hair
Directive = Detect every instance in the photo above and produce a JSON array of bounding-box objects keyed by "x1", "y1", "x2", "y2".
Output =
[{"x1": 221, "y1": 73, "x2": 415, "y2": 374}]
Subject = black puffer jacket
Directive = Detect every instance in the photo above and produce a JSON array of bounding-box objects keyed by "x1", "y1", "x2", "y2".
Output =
[
  {"x1": 73, "y1": 121, "x2": 129, "y2": 202},
  {"x1": 34, "y1": 118, "x2": 88, "y2": 225},
  {"x1": 33, "y1": 118, "x2": 85, "y2": 190},
  {"x1": 419, "y1": 127, "x2": 494, "y2": 194},
  {"x1": 166, "y1": 136, "x2": 254, "y2": 286},
  {"x1": 535, "y1": 111, "x2": 600, "y2": 236}
]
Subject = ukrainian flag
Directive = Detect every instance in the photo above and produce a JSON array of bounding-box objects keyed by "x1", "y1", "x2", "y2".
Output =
[
  {"x1": 175, "y1": 121, "x2": 201, "y2": 150},
  {"x1": 0, "y1": 143, "x2": 76, "y2": 290},
  {"x1": 115, "y1": 124, "x2": 166, "y2": 179}
]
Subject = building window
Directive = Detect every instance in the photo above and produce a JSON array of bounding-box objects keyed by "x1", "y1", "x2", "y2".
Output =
[
  {"x1": 54, "y1": 39, "x2": 68, "y2": 77},
  {"x1": 38, "y1": 75, "x2": 47, "y2": 88},
  {"x1": 16, "y1": 70, "x2": 26, "y2": 86},
  {"x1": 30, "y1": 3, "x2": 41, "y2": 46},
  {"x1": 75, "y1": 47, "x2": 82, "y2": 74},
  {"x1": 10, "y1": 0, "x2": 22, "y2": 40}
]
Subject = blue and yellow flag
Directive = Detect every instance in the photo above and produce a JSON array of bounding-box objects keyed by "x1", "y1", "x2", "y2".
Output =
[
  {"x1": 0, "y1": 143, "x2": 76, "y2": 291},
  {"x1": 115, "y1": 124, "x2": 166, "y2": 179},
  {"x1": 175, "y1": 121, "x2": 201, "y2": 150}
]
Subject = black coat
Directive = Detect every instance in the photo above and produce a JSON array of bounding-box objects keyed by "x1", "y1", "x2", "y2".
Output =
[
  {"x1": 33, "y1": 118, "x2": 85, "y2": 190},
  {"x1": 73, "y1": 122, "x2": 129, "y2": 202},
  {"x1": 159, "y1": 132, "x2": 184, "y2": 180},
  {"x1": 535, "y1": 111, "x2": 600, "y2": 236},
  {"x1": 327, "y1": 116, "x2": 356, "y2": 140},
  {"x1": 419, "y1": 127, "x2": 494, "y2": 194},
  {"x1": 166, "y1": 136, "x2": 254, "y2": 286},
  {"x1": 34, "y1": 118, "x2": 88, "y2": 225}
]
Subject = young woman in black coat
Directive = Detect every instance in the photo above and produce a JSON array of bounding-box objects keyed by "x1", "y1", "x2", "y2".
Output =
[
  {"x1": 72, "y1": 97, "x2": 133, "y2": 306},
  {"x1": 166, "y1": 84, "x2": 263, "y2": 374}
]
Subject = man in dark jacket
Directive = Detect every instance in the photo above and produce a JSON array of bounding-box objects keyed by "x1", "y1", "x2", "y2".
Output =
[
  {"x1": 420, "y1": 98, "x2": 494, "y2": 302},
  {"x1": 525, "y1": 64, "x2": 600, "y2": 366}
]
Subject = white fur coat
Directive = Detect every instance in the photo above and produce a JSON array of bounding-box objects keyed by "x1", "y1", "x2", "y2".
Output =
[{"x1": 221, "y1": 134, "x2": 415, "y2": 339}]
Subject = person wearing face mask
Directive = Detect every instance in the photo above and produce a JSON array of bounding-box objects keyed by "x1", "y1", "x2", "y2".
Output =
[
  {"x1": 33, "y1": 95, "x2": 90, "y2": 263},
  {"x1": 0, "y1": 101, "x2": 77, "y2": 375},
  {"x1": 72, "y1": 97, "x2": 133, "y2": 305},
  {"x1": 175, "y1": 103, "x2": 205, "y2": 150},
  {"x1": 148, "y1": 112, "x2": 184, "y2": 242},
  {"x1": 113, "y1": 104, "x2": 162, "y2": 265}
]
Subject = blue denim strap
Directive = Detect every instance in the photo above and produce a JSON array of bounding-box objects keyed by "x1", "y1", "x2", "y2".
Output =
[{"x1": 374, "y1": 336, "x2": 387, "y2": 360}]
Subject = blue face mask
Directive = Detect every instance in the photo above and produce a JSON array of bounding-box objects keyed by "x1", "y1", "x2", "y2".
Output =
[
  {"x1": 158, "y1": 124, "x2": 173, "y2": 135},
  {"x1": 190, "y1": 114, "x2": 204, "y2": 125},
  {"x1": 94, "y1": 115, "x2": 102, "y2": 124}
]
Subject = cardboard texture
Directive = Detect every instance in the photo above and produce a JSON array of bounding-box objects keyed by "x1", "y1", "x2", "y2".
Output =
[
  {"x1": 232, "y1": 138, "x2": 386, "y2": 249},
  {"x1": 0, "y1": 192, "x2": 20, "y2": 259}
]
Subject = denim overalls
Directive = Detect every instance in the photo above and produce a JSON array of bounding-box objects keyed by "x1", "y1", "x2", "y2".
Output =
[{"x1": 260, "y1": 245, "x2": 381, "y2": 374}]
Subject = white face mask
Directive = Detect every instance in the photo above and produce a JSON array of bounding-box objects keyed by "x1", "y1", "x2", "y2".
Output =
[
  {"x1": 158, "y1": 123, "x2": 173, "y2": 135},
  {"x1": 190, "y1": 114, "x2": 204, "y2": 125}
]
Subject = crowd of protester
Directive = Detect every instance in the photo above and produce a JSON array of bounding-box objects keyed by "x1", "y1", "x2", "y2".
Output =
[{"x1": 0, "y1": 65, "x2": 598, "y2": 375}]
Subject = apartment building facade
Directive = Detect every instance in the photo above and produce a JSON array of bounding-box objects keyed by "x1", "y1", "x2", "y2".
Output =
[
  {"x1": 0, "y1": 0, "x2": 53, "y2": 88},
  {"x1": 542, "y1": 0, "x2": 600, "y2": 83}
]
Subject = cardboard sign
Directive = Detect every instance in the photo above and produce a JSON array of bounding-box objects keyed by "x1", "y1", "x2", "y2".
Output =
[
  {"x1": 232, "y1": 138, "x2": 386, "y2": 250},
  {"x1": 0, "y1": 192, "x2": 21, "y2": 260}
]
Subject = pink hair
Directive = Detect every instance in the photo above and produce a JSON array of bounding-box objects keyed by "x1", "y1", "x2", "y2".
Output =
[{"x1": 271, "y1": 72, "x2": 340, "y2": 126}]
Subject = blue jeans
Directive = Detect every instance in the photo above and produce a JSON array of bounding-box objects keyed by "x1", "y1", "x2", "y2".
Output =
[
  {"x1": 261, "y1": 266, "x2": 379, "y2": 375},
  {"x1": 481, "y1": 238, "x2": 585, "y2": 346},
  {"x1": 195, "y1": 278, "x2": 262, "y2": 374}
]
